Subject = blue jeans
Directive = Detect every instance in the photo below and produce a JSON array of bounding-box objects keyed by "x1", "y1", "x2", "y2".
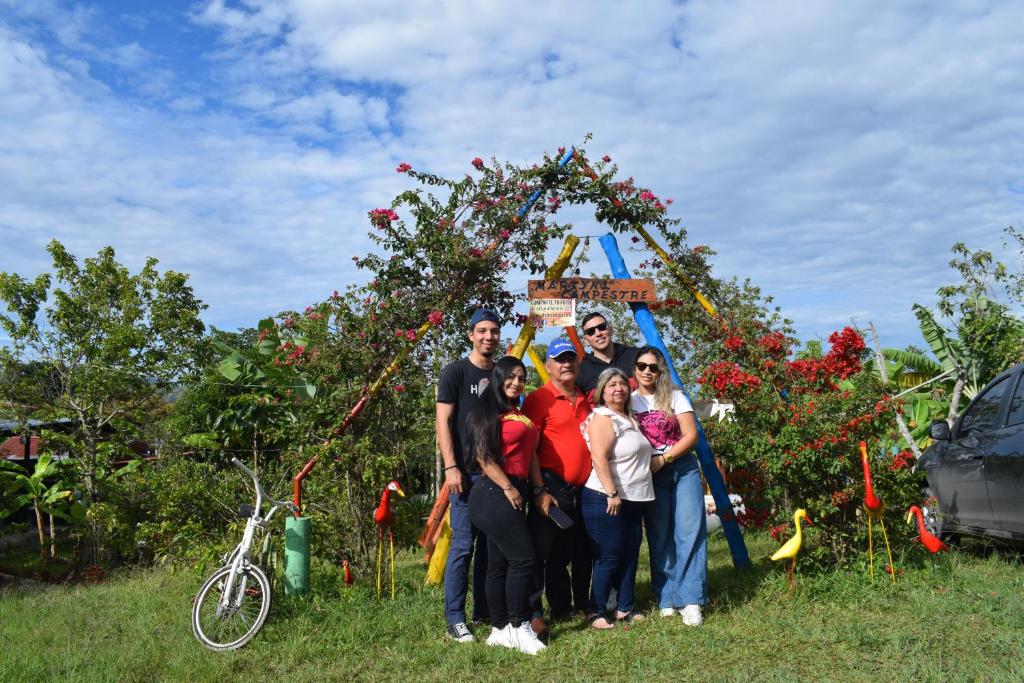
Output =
[
  {"x1": 581, "y1": 487, "x2": 647, "y2": 615},
  {"x1": 644, "y1": 453, "x2": 708, "y2": 608},
  {"x1": 444, "y1": 474, "x2": 489, "y2": 625}
]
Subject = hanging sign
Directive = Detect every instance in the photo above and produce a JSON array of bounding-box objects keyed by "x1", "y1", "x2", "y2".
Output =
[
  {"x1": 527, "y1": 278, "x2": 657, "y2": 302},
  {"x1": 528, "y1": 298, "x2": 575, "y2": 327}
]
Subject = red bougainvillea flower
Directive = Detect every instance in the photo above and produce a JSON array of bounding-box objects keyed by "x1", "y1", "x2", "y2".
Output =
[
  {"x1": 370, "y1": 208, "x2": 399, "y2": 228},
  {"x1": 692, "y1": 245, "x2": 708, "y2": 254},
  {"x1": 639, "y1": 190, "x2": 656, "y2": 202},
  {"x1": 427, "y1": 310, "x2": 443, "y2": 325},
  {"x1": 471, "y1": 157, "x2": 484, "y2": 170},
  {"x1": 500, "y1": 229, "x2": 510, "y2": 238},
  {"x1": 602, "y1": 155, "x2": 612, "y2": 162},
  {"x1": 395, "y1": 162, "x2": 412, "y2": 173},
  {"x1": 393, "y1": 384, "x2": 406, "y2": 393},
  {"x1": 723, "y1": 336, "x2": 744, "y2": 351},
  {"x1": 757, "y1": 332, "x2": 788, "y2": 357},
  {"x1": 889, "y1": 450, "x2": 915, "y2": 471},
  {"x1": 699, "y1": 361, "x2": 761, "y2": 396}
]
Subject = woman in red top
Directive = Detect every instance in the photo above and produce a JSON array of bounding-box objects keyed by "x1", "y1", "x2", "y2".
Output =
[{"x1": 466, "y1": 356, "x2": 546, "y2": 655}]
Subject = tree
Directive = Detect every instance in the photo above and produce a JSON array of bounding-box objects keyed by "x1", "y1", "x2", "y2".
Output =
[{"x1": 0, "y1": 241, "x2": 207, "y2": 499}]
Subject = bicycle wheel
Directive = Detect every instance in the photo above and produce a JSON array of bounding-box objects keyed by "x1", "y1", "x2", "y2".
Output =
[{"x1": 192, "y1": 564, "x2": 271, "y2": 651}]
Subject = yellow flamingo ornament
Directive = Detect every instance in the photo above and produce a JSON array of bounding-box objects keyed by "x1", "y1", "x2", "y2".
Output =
[{"x1": 771, "y1": 508, "x2": 813, "y2": 589}]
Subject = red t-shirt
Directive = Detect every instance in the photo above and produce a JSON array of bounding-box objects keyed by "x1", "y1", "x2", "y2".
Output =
[
  {"x1": 500, "y1": 409, "x2": 539, "y2": 479},
  {"x1": 522, "y1": 381, "x2": 593, "y2": 486}
]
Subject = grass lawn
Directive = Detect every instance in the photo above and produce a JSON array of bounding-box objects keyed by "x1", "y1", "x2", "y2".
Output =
[{"x1": 2, "y1": 532, "x2": 1022, "y2": 682}]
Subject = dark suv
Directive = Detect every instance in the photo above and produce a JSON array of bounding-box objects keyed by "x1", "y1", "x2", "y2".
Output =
[{"x1": 920, "y1": 363, "x2": 1024, "y2": 542}]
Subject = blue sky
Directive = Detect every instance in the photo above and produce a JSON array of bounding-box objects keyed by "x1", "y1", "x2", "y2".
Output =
[{"x1": 2, "y1": 0, "x2": 1023, "y2": 352}]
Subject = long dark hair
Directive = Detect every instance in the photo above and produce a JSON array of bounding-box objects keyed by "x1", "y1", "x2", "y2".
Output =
[{"x1": 464, "y1": 356, "x2": 526, "y2": 469}]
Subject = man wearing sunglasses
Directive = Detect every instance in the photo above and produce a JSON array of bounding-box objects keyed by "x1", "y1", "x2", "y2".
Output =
[{"x1": 577, "y1": 312, "x2": 641, "y2": 395}]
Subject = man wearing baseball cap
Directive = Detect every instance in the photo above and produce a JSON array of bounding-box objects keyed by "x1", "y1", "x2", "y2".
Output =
[
  {"x1": 436, "y1": 307, "x2": 501, "y2": 642},
  {"x1": 523, "y1": 337, "x2": 594, "y2": 639}
]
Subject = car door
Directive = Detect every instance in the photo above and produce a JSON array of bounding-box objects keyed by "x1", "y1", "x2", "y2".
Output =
[
  {"x1": 984, "y1": 369, "x2": 1024, "y2": 535},
  {"x1": 939, "y1": 374, "x2": 1012, "y2": 528}
]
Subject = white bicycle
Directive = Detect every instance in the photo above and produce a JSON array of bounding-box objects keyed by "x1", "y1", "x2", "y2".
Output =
[{"x1": 191, "y1": 457, "x2": 297, "y2": 651}]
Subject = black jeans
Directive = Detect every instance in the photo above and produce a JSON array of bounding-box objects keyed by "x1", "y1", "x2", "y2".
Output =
[
  {"x1": 468, "y1": 476, "x2": 534, "y2": 629},
  {"x1": 527, "y1": 469, "x2": 593, "y2": 619}
]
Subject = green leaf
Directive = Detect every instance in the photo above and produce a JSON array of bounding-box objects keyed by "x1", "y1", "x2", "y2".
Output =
[{"x1": 912, "y1": 304, "x2": 961, "y2": 371}]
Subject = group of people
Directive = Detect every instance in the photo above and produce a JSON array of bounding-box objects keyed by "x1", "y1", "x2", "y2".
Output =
[{"x1": 436, "y1": 308, "x2": 709, "y2": 655}]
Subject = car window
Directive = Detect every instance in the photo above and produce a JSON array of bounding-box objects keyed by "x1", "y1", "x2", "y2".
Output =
[
  {"x1": 958, "y1": 376, "x2": 1010, "y2": 436},
  {"x1": 1006, "y1": 374, "x2": 1024, "y2": 427}
]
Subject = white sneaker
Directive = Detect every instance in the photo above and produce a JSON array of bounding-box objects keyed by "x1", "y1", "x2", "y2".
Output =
[
  {"x1": 512, "y1": 621, "x2": 547, "y2": 655},
  {"x1": 447, "y1": 622, "x2": 476, "y2": 642},
  {"x1": 659, "y1": 607, "x2": 677, "y2": 617},
  {"x1": 485, "y1": 624, "x2": 514, "y2": 648},
  {"x1": 680, "y1": 604, "x2": 703, "y2": 626}
]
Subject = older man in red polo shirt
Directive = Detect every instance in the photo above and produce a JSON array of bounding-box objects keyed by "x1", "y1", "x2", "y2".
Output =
[{"x1": 524, "y1": 337, "x2": 594, "y2": 639}]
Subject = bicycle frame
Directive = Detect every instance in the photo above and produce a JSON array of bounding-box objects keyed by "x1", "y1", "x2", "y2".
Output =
[{"x1": 217, "y1": 458, "x2": 295, "y2": 616}]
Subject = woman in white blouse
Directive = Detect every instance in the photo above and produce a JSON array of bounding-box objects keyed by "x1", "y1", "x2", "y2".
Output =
[
  {"x1": 631, "y1": 346, "x2": 704, "y2": 626},
  {"x1": 581, "y1": 367, "x2": 654, "y2": 629}
]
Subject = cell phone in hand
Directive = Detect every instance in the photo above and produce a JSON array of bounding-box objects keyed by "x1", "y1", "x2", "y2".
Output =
[{"x1": 547, "y1": 504, "x2": 573, "y2": 530}]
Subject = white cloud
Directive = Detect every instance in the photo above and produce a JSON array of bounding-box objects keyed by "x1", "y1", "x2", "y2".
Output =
[{"x1": 2, "y1": 0, "x2": 1023, "y2": 352}]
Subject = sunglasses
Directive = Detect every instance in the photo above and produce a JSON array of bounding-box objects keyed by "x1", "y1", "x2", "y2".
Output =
[
  {"x1": 583, "y1": 322, "x2": 609, "y2": 336},
  {"x1": 635, "y1": 361, "x2": 661, "y2": 374}
]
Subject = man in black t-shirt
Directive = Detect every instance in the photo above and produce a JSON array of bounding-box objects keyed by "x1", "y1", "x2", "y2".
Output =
[
  {"x1": 436, "y1": 307, "x2": 500, "y2": 642},
  {"x1": 577, "y1": 311, "x2": 640, "y2": 395}
]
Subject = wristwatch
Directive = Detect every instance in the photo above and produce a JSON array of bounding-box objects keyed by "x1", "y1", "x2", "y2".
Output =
[
  {"x1": 532, "y1": 484, "x2": 547, "y2": 497},
  {"x1": 604, "y1": 489, "x2": 618, "y2": 498}
]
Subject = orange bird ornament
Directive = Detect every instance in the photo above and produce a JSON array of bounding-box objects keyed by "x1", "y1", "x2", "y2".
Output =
[
  {"x1": 906, "y1": 505, "x2": 949, "y2": 555},
  {"x1": 860, "y1": 441, "x2": 896, "y2": 584},
  {"x1": 374, "y1": 480, "x2": 405, "y2": 598},
  {"x1": 770, "y1": 508, "x2": 813, "y2": 589}
]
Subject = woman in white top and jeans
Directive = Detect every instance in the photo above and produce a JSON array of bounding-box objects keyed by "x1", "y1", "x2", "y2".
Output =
[
  {"x1": 580, "y1": 367, "x2": 654, "y2": 629},
  {"x1": 631, "y1": 346, "x2": 704, "y2": 626}
]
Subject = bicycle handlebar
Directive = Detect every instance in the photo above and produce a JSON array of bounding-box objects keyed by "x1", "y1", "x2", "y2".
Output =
[{"x1": 231, "y1": 458, "x2": 298, "y2": 515}]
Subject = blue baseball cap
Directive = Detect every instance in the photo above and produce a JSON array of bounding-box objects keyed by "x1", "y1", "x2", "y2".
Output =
[
  {"x1": 469, "y1": 307, "x2": 501, "y2": 329},
  {"x1": 546, "y1": 338, "x2": 577, "y2": 360}
]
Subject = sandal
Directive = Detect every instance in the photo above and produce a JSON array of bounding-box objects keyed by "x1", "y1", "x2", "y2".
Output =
[
  {"x1": 616, "y1": 611, "x2": 645, "y2": 623},
  {"x1": 587, "y1": 613, "x2": 615, "y2": 630}
]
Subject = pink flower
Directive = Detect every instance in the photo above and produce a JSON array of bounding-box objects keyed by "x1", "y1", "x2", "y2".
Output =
[
  {"x1": 406, "y1": 328, "x2": 417, "y2": 340},
  {"x1": 428, "y1": 310, "x2": 444, "y2": 325},
  {"x1": 602, "y1": 155, "x2": 611, "y2": 162},
  {"x1": 639, "y1": 191, "x2": 656, "y2": 202},
  {"x1": 395, "y1": 328, "x2": 404, "y2": 338},
  {"x1": 500, "y1": 229, "x2": 510, "y2": 238},
  {"x1": 332, "y1": 289, "x2": 340, "y2": 299},
  {"x1": 370, "y1": 208, "x2": 399, "y2": 228},
  {"x1": 393, "y1": 384, "x2": 406, "y2": 393},
  {"x1": 472, "y1": 157, "x2": 485, "y2": 170},
  {"x1": 396, "y1": 162, "x2": 412, "y2": 173}
]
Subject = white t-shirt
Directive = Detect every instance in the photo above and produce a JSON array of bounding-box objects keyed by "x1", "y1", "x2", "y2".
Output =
[
  {"x1": 631, "y1": 390, "x2": 694, "y2": 454},
  {"x1": 581, "y1": 406, "x2": 654, "y2": 502}
]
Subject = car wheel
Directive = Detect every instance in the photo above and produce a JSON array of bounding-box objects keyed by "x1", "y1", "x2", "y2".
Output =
[{"x1": 921, "y1": 488, "x2": 948, "y2": 540}]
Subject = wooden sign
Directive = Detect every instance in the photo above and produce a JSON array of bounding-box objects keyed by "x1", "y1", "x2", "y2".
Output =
[{"x1": 528, "y1": 278, "x2": 657, "y2": 303}]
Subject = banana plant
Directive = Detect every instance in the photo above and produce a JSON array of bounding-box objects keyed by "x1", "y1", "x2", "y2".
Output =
[{"x1": 0, "y1": 453, "x2": 84, "y2": 561}]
